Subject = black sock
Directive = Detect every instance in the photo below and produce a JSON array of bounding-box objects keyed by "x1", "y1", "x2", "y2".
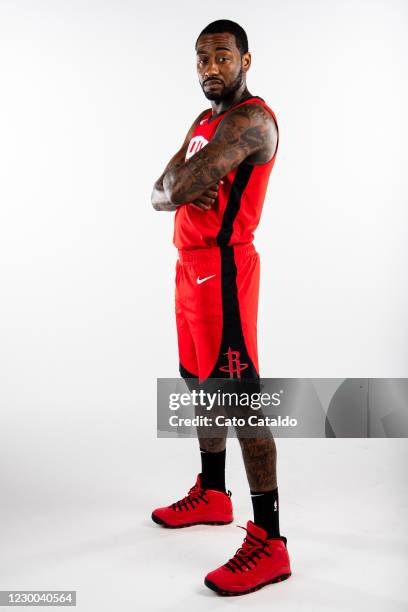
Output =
[
  {"x1": 250, "y1": 487, "x2": 280, "y2": 538},
  {"x1": 200, "y1": 448, "x2": 226, "y2": 492}
]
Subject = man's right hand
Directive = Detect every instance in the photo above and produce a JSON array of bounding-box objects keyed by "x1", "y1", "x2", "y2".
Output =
[{"x1": 190, "y1": 181, "x2": 223, "y2": 211}]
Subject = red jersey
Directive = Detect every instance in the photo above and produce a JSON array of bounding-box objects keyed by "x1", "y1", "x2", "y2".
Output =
[{"x1": 173, "y1": 96, "x2": 279, "y2": 250}]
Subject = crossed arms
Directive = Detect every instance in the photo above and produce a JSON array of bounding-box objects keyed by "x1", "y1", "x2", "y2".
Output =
[{"x1": 151, "y1": 103, "x2": 277, "y2": 212}]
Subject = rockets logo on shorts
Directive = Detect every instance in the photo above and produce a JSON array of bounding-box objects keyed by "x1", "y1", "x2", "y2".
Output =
[
  {"x1": 185, "y1": 135, "x2": 208, "y2": 160},
  {"x1": 219, "y1": 347, "x2": 249, "y2": 379}
]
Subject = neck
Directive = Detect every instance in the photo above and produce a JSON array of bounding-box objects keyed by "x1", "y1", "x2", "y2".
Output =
[{"x1": 211, "y1": 84, "x2": 253, "y2": 116}]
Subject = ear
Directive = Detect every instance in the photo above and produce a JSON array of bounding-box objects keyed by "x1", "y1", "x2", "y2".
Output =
[{"x1": 242, "y1": 51, "x2": 251, "y2": 73}]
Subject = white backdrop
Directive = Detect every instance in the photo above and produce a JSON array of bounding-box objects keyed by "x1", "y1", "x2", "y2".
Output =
[{"x1": 0, "y1": 1, "x2": 407, "y2": 610}]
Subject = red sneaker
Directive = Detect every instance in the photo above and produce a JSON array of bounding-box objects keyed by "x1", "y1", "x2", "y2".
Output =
[
  {"x1": 204, "y1": 520, "x2": 291, "y2": 596},
  {"x1": 151, "y1": 474, "x2": 233, "y2": 528}
]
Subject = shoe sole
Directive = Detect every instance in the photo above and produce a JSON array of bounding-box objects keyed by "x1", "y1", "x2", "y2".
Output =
[
  {"x1": 204, "y1": 572, "x2": 291, "y2": 596},
  {"x1": 151, "y1": 512, "x2": 233, "y2": 529}
]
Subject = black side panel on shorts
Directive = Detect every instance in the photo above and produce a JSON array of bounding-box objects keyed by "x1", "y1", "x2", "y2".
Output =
[{"x1": 208, "y1": 246, "x2": 259, "y2": 381}]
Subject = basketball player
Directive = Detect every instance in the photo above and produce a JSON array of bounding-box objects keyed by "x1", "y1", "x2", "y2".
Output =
[{"x1": 151, "y1": 20, "x2": 292, "y2": 596}]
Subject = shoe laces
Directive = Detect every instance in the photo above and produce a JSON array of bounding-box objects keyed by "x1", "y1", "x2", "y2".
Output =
[
  {"x1": 225, "y1": 526, "x2": 272, "y2": 573},
  {"x1": 171, "y1": 482, "x2": 209, "y2": 512}
]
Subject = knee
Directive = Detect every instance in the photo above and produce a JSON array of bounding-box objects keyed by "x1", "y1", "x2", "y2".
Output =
[{"x1": 199, "y1": 437, "x2": 227, "y2": 453}]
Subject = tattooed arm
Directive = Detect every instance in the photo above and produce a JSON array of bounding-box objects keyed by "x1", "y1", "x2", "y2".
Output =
[
  {"x1": 151, "y1": 149, "x2": 188, "y2": 212},
  {"x1": 162, "y1": 104, "x2": 278, "y2": 207},
  {"x1": 151, "y1": 109, "x2": 215, "y2": 212}
]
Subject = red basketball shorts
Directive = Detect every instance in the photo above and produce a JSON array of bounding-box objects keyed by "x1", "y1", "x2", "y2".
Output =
[{"x1": 175, "y1": 243, "x2": 260, "y2": 383}]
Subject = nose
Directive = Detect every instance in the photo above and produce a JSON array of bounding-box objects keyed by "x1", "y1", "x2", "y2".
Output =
[{"x1": 204, "y1": 57, "x2": 220, "y2": 78}]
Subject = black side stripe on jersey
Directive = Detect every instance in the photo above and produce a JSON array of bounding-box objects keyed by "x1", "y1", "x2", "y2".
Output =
[{"x1": 216, "y1": 162, "x2": 254, "y2": 247}]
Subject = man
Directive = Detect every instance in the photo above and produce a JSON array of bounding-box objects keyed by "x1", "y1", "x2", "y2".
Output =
[{"x1": 151, "y1": 20, "x2": 292, "y2": 596}]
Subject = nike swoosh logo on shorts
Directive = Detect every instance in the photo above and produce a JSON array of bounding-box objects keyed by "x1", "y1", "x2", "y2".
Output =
[{"x1": 196, "y1": 274, "x2": 216, "y2": 285}]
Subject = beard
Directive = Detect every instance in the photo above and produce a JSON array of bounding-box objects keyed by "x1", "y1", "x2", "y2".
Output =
[{"x1": 201, "y1": 67, "x2": 244, "y2": 102}]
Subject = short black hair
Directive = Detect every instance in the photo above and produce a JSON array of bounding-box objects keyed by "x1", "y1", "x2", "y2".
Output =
[{"x1": 196, "y1": 20, "x2": 249, "y2": 55}]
